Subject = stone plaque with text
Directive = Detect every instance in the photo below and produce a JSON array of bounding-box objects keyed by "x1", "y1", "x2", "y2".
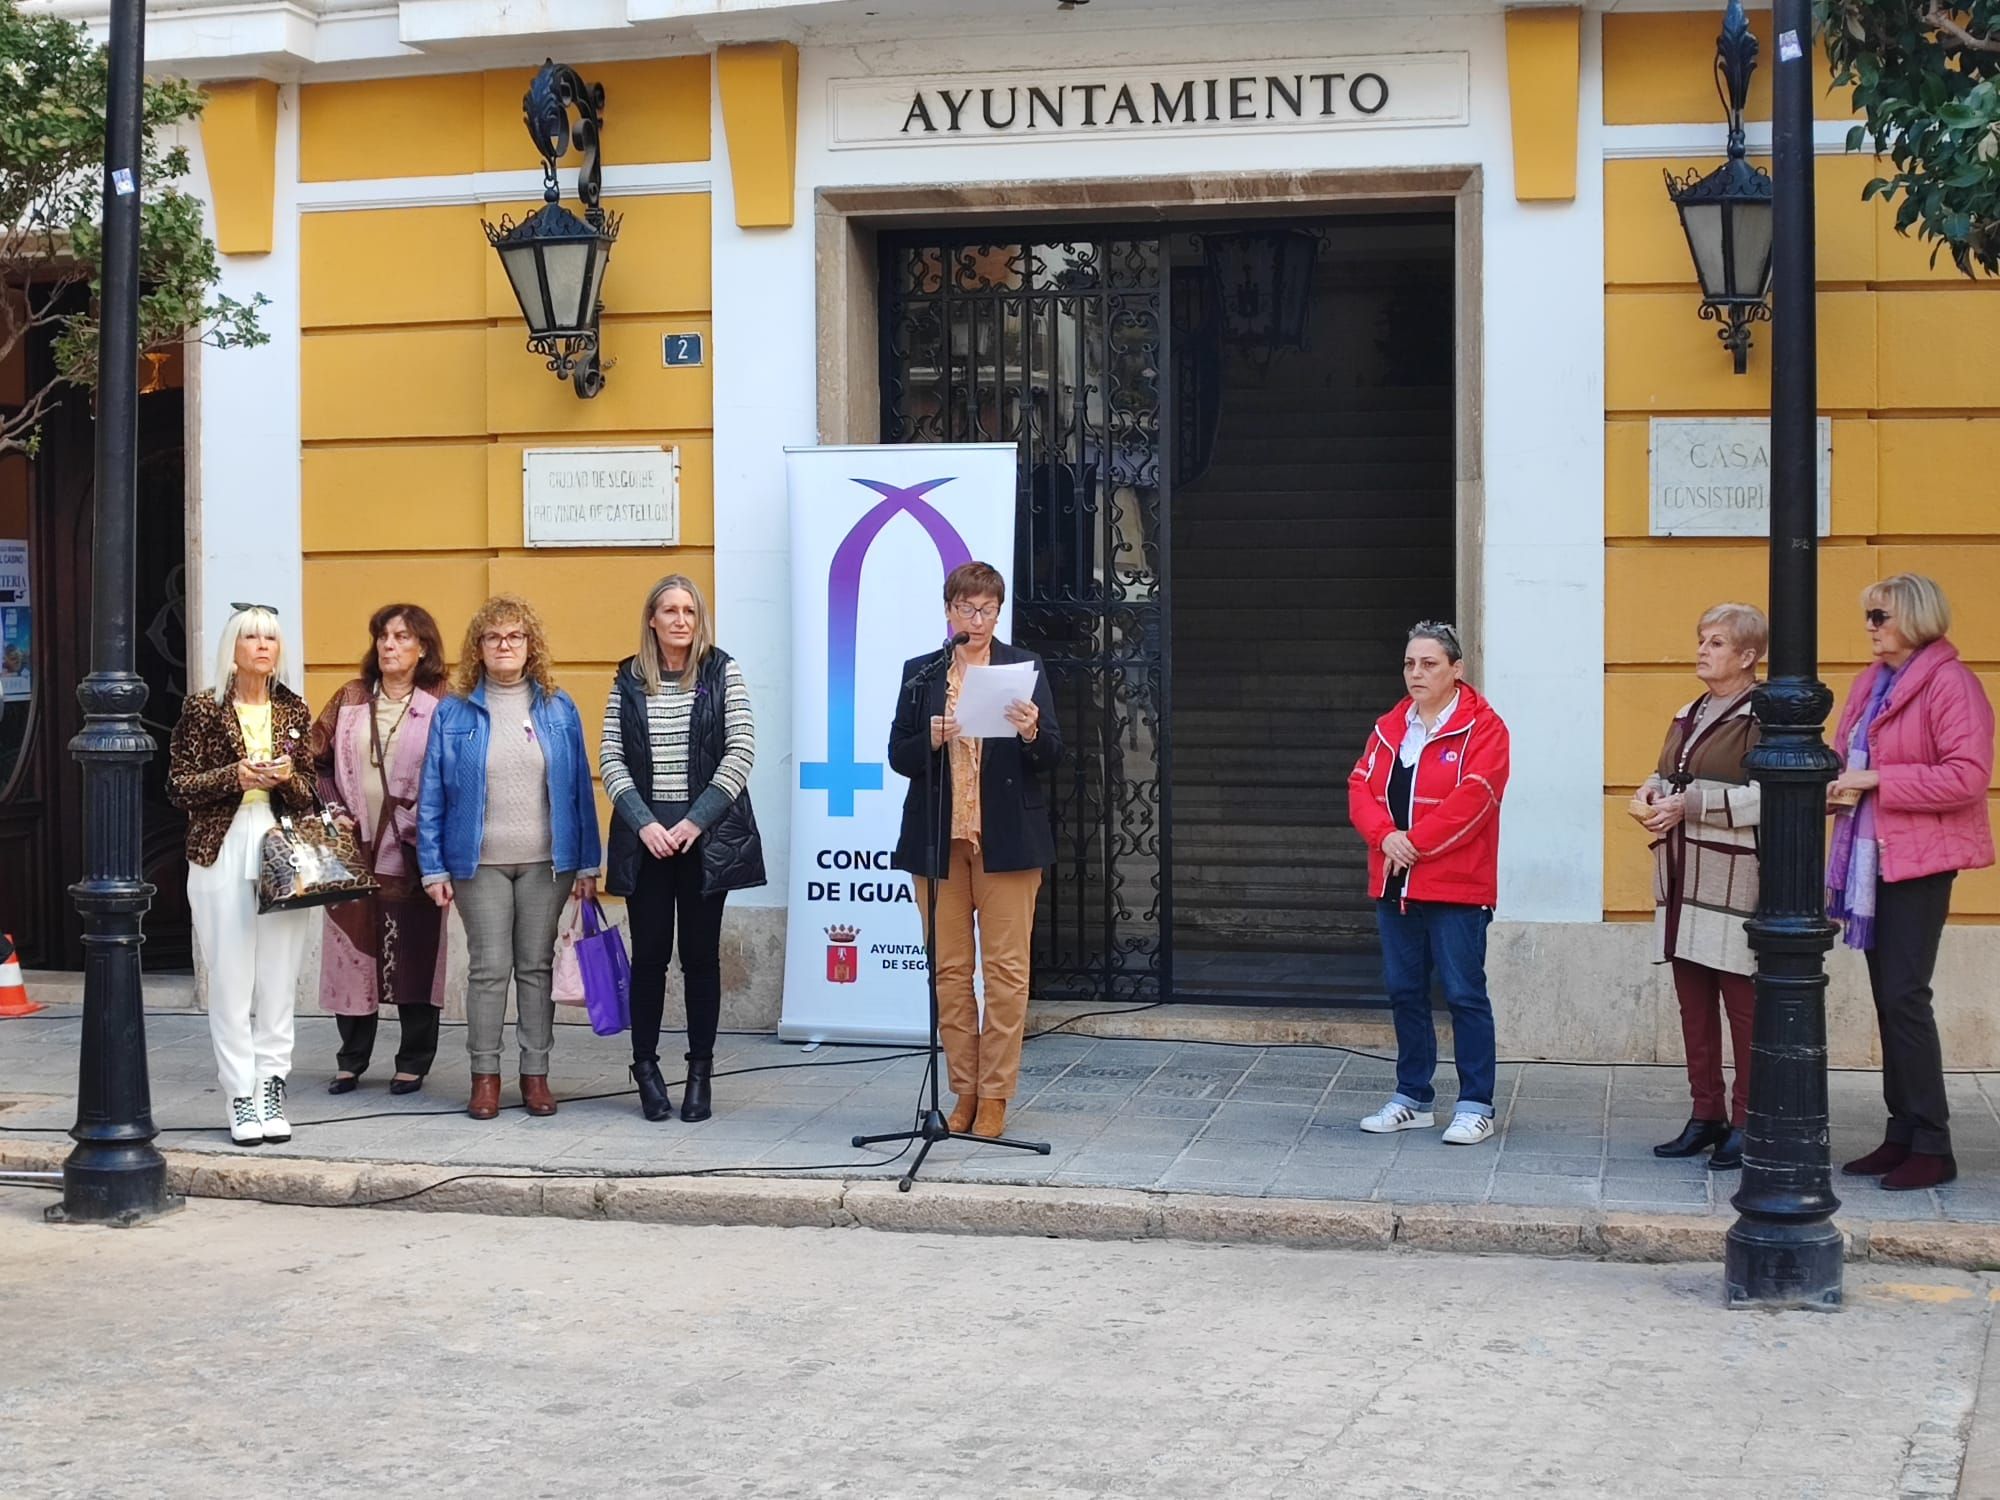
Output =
[
  {"x1": 523, "y1": 446, "x2": 679, "y2": 548},
  {"x1": 1648, "y1": 418, "x2": 1831, "y2": 538}
]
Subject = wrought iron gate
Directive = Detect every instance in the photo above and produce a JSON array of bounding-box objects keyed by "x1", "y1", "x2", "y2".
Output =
[{"x1": 880, "y1": 234, "x2": 1171, "y2": 1000}]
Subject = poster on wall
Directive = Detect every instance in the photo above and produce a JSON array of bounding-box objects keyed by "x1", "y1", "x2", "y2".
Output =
[
  {"x1": 0, "y1": 540, "x2": 29, "y2": 702},
  {"x1": 780, "y1": 445, "x2": 1019, "y2": 1045}
]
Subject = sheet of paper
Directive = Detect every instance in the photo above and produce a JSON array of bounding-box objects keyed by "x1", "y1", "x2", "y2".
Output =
[{"x1": 954, "y1": 661, "x2": 1038, "y2": 739}]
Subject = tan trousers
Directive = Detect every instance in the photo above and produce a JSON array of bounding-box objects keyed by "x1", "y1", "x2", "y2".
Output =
[{"x1": 915, "y1": 839, "x2": 1043, "y2": 1102}]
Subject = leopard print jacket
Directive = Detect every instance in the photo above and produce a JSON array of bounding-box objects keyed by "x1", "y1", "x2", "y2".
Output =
[{"x1": 167, "y1": 682, "x2": 318, "y2": 867}]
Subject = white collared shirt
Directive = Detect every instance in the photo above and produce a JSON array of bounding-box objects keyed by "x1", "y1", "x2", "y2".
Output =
[{"x1": 1399, "y1": 690, "x2": 1461, "y2": 768}]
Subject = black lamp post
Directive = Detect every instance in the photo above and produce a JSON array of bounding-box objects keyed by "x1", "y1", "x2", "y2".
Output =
[
  {"x1": 1665, "y1": 0, "x2": 1775, "y2": 374},
  {"x1": 48, "y1": 0, "x2": 180, "y2": 1227},
  {"x1": 484, "y1": 61, "x2": 620, "y2": 399},
  {"x1": 1726, "y1": 0, "x2": 1844, "y2": 1309}
]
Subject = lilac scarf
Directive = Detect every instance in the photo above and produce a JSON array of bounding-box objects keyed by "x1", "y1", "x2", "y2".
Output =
[{"x1": 1827, "y1": 665, "x2": 1898, "y2": 949}]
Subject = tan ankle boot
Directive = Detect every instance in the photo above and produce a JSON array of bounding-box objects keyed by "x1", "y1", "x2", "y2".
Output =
[
  {"x1": 946, "y1": 1094, "x2": 977, "y2": 1134},
  {"x1": 970, "y1": 1098, "x2": 1008, "y2": 1138}
]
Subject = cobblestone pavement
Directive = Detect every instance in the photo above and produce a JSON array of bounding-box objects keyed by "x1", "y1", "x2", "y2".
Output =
[
  {"x1": 0, "y1": 1188, "x2": 1991, "y2": 1499},
  {"x1": 6, "y1": 1008, "x2": 2000, "y2": 1222}
]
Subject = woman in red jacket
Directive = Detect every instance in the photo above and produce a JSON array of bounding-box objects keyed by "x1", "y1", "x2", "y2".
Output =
[
  {"x1": 1346, "y1": 623, "x2": 1511, "y2": 1146},
  {"x1": 1830, "y1": 574, "x2": 1995, "y2": 1191}
]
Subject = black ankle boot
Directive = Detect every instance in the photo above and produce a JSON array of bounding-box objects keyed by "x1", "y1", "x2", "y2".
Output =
[
  {"x1": 1654, "y1": 1117, "x2": 1730, "y2": 1158},
  {"x1": 681, "y1": 1054, "x2": 713, "y2": 1123},
  {"x1": 631, "y1": 1059, "x2": 673, "y2": 1122},
  {"x1": 1707, "y1": 1127, "x2": 1746, "y2": 1172}
]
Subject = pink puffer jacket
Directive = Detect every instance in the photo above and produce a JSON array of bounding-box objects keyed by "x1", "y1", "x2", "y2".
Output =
[{"x1": 1832, "y1": 638, "x2": 1995, "y2": 883}]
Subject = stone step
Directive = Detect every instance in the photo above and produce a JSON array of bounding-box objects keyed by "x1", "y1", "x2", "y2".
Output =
[
  {"x1": 1175, "y1": 517, "x2": 1452, "y2": 552},
  {"x1": 1200, "y1": 460, "x2": 1455, "y2": 490}
]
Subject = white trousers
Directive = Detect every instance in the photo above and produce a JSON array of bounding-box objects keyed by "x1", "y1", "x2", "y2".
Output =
[{"x1": 187, "y1": 803, "x2": 312, "y2": 1099}]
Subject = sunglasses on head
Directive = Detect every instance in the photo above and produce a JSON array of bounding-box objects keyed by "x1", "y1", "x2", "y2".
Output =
[
  {"x1": 230, "y1": 601, "x2": 279, "y2": 616},
  {"x1": 1864, "y1": 608, "x2": 1892, "y2": 628}
]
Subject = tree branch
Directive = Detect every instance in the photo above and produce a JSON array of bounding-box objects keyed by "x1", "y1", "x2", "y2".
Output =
[{"x1": 1923, "y1": 4, "x2": 2000, "y2": 55}]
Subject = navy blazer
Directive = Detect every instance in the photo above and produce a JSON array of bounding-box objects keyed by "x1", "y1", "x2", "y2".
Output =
[{"x1": 887, "y1": 640, "x2": 1062, "y2": 877}]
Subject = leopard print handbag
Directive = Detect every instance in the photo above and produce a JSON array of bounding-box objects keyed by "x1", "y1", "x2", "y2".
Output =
[{"x1": 256, "y1": 810, "x2": 380, "y2": 914}]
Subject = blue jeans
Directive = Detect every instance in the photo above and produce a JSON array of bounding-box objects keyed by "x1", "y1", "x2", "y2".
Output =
[{"x1": 1375, "y1": 899, "x2": 1497, "y2": 1118}]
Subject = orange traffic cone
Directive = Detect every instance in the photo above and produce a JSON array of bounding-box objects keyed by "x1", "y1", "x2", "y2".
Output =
[{"x1": 0, "y1": 934, "x2": 43, "y2": 1017}]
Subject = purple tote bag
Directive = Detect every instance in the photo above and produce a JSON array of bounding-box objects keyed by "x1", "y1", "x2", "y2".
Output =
[{"x1": 576, "y1": 899, "x2": 632, "y2": 1037}]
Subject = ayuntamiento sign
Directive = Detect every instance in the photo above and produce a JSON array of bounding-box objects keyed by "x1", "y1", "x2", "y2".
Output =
[{"x1": 828, "y1": 54, "x2": 1471, "y2": 148}]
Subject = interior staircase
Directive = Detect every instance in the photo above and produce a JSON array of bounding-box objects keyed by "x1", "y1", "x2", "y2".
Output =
[{"x1": 1170, "y1": 376, "x2": 1456, "y2": 1000}]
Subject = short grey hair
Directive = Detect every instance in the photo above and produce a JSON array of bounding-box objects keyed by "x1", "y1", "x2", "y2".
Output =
[
  {"x1": 1406, "y1": 621, "x2": 1462, "y2": 664},
  {"x1": 1696, "y1": 602, "x2": 1768, "y2": 661}
]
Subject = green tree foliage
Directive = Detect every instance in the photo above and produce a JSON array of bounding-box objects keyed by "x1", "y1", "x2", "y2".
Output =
[
  {"x1": 1820, "y1": 2, "x2": 2000, "y2": 274},
  {"x1": 0, "y1": 0, "x2": 266, "y2": 455}
]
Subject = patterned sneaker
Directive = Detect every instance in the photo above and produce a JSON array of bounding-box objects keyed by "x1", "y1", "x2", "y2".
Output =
[
  {"x1": 1360, "y1": 1100, "x2": 1435, "y2": 1134},
  {"x1": 1442, "y1": 1112, "x2": 1495, "y2": 1146},
  {"x1": 258, "y1": 1076, "x2": 292, "y2": 1144},
  {"x1": 227, "y1": 1094, "x2": 264, "y2": 1146}
]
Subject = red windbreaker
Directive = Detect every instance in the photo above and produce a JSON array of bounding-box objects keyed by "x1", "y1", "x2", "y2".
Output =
[{"x1": 1346, "y1": 682, "x2": 1511, "y2": 908}]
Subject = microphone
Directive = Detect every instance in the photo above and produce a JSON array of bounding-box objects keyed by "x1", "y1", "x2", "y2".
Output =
[{"x1": 905, "y1": 632, "x2": 970, "y2": 689}]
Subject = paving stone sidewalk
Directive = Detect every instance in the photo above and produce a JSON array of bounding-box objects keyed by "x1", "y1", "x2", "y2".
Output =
[{"x1": 6, "y1": 1007, "x2": 2000, "y2": 1224}]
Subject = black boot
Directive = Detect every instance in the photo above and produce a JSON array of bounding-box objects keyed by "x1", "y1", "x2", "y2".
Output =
[
  {"x1": 631, "y1": 1060, "x2": 673, "y2": 1122},
  {"x1": 681, "y1": 1054, "x2": 713, "y2": 1123},
  {"x1": 1654, "y1": 1117, "x2": 1730, "y2": 1158},
  {"x1": 1707, "y1": 1127, "x2": 1746, "y2": 1172}
]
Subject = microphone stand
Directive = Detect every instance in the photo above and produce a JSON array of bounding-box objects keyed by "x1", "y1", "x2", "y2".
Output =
[{"x1": 852, "y1": 636, "x2": 1052, "y2": 1192}]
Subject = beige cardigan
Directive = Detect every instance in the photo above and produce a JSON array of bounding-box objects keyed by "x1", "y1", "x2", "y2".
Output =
[{"x1": 1643, "y1": 690, "x2": 1762, "y2": 976}]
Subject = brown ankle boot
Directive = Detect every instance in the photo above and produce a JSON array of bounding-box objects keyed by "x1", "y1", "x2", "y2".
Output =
[
  {"x1": 946, "y1": 1094, "x2": 977, "y2": 1134},
  {"x1": 467, "y1": 1073, "x2": 501, "y2": 1120},
  {"x1": 970, "y1": 1098, "x2": 1008, "y2": 1139},
  {"x1": 521, "y1": 1076, "x2": 558, "y2": 1117}
]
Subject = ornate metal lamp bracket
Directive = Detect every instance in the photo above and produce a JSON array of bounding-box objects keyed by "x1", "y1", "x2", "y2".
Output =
[
  {"x1": 526, "y1": 60, "x2": 607, "y2": 224},
  {"x1": 1715, "y1": 0, "x2": 1759, "y2": 160}
]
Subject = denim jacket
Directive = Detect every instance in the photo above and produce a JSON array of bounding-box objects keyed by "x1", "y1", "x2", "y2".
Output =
[{"x1": 417, "y1": 680, "x2": 604, "y2": 882}]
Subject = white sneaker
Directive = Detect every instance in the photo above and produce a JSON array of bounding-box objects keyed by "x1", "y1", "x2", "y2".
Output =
[
  {"x1": 227, "y1": 1094, "x2": 263, "y2": 1146},
  {"x1": 1442, "y1": 1112, "x2": 1495, "y2": 1146},
  {"x1": 258, "y1": 1076, "x2": 291, "y2": 1144},
  {"x1": 1360, "y1": 1100, "x2": 1435, "y2": 1134}
]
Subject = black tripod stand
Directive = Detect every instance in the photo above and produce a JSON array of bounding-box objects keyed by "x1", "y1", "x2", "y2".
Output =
[{"x1": 851, "y1": 639, "x2": 1051, "y2": 1191}]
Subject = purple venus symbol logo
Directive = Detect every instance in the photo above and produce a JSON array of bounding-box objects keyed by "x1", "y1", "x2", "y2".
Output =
[{"x1": 800, "y1": 477, "x2": 973, "y2": 817}]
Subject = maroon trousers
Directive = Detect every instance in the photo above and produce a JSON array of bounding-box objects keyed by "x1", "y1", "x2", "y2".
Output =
[{"x1": 1672, "y1": 958, "x2": 1756, "y2": 1127}]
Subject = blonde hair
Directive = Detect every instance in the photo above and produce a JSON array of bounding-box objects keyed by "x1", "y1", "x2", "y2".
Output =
[
  {"x1": 1697, "y1": 602, "x2": 1769, "y2": 661},
  {"x1": 635, "y1": 574, "x2": 714, "y2": 694},
  {"x1": 211, "y1": 606, "x2": 284, "y2": 705},
  {"x1": 1862, "y1": 574, "x2": 1952, "y2": 647},
  {"x1": 452, "y1": 594, "x2": 557, "y2": 698}
]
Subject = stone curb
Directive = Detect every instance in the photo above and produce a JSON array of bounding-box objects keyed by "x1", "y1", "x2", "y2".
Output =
[{"x1": 8, "y1": 1135, "x2": 2000, "y2": 1268}]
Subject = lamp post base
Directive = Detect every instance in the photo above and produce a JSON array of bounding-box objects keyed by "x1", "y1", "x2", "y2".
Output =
[
  {"x1": 1724, "y1": 1217, "x2": 1843, "y2": 1310},
  {"x1": 45, "y1": 1145, "x2": 183, "y2": 1227}
]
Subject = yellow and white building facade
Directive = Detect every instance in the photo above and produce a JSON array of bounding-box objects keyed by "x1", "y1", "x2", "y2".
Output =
[{"x1": 24, "y1": 0, "x2": 2000, "y2": 1064}]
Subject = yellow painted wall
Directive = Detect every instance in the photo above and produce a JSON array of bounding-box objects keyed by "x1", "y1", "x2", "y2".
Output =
[
  {"x1": 1602, "y1": 26, "x2": 2000, "y2": 922},
  {"x1": 296, "y1": 58, "x2": 715, "y2": 825}
]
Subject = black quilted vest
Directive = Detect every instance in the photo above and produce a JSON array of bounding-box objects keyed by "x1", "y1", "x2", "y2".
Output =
[{"x1": 602, "y1": 648, "x2": 767, "y2": 899}]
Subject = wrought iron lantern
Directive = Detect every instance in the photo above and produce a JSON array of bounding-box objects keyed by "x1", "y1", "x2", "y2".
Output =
[
  {"x1": 1664, "y1": 0, "x2": 1774, "y2": 374},
  {"x1": 484, "y1": 61, "x2": 621, "y2": 398}
]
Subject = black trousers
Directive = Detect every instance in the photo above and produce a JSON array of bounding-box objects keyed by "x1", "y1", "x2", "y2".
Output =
[
  {"x1": 628, "y1": 847, "x2": 728, "y2": 1066},
  {"x1": 335, "y1": 1005, "x2": 442, "y2": 1078},
  {"x1": 1866, "y1": 870, "x2": 1958, "y2": 1156}
]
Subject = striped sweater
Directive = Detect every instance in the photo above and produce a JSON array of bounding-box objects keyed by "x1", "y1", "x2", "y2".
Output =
[{"x1": 599, "y1": 656, "x2": 755, "y2": 834}]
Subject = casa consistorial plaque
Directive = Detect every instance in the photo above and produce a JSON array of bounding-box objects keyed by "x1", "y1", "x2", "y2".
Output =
[
  {"x1": 828, "y1": 54, "x2": 1471, "y2": 149},
  {"x1": 1648, "y1": 418, "x2": 1832, "y2": 538},
  {"x1": 523, "y1": 446, "x2": 680, "y2": 548}
]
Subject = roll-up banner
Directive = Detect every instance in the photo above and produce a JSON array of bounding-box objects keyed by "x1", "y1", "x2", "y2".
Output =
[{"x1": 781, "y1": 444, "x2": 1019, "y2": 1044}]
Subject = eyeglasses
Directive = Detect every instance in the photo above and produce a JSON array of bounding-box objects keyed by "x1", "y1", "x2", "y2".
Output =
[
  {"x1": 949, "y1": 602, "x2": 1001, "y2": 624},
  {"x1": 481, "y1": 631, "x2": 529, "y2": 649},
  {"x1": 1864, "y1": 609, "x2": 1893, "y2": 628}
]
